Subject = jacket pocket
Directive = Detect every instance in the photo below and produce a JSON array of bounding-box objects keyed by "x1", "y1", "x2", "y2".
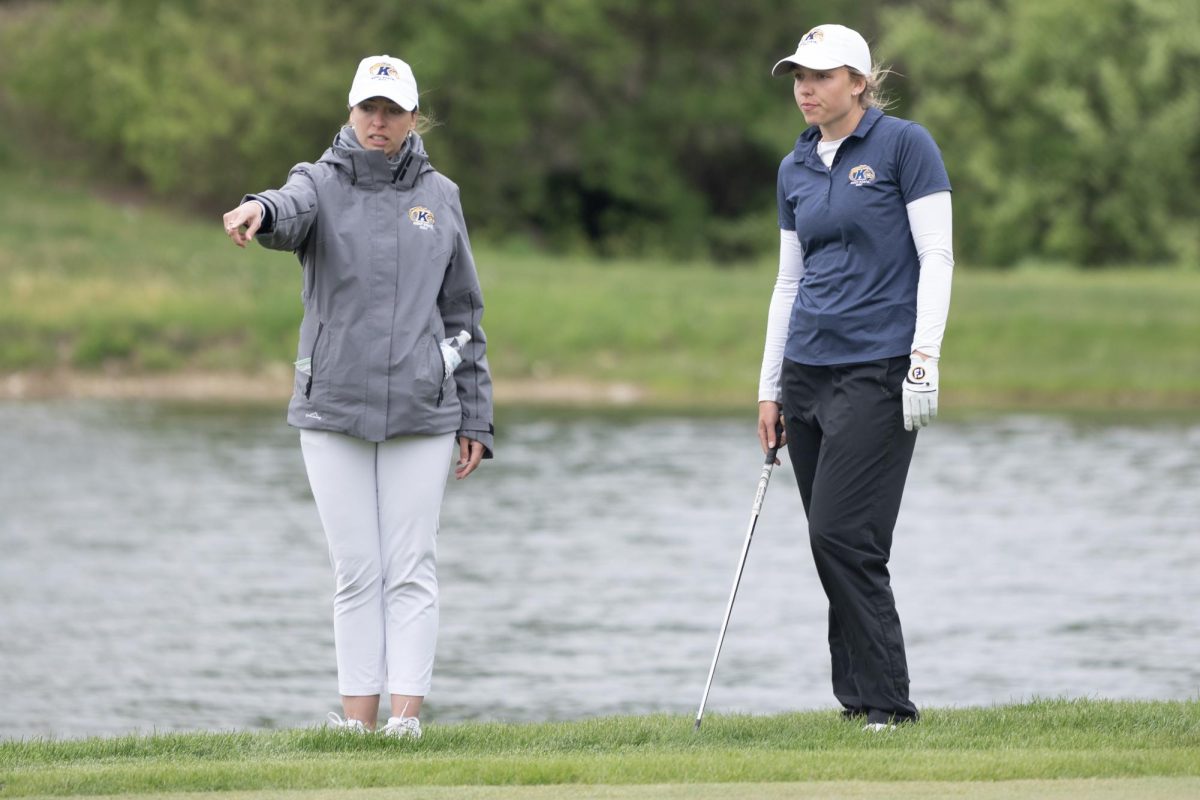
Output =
[
  {"x1": 300, "y1": 321, "x2": 324, "y2": 399},
  {"x1": 414, "y1": 332, "x2": 448, "y2": 407}
]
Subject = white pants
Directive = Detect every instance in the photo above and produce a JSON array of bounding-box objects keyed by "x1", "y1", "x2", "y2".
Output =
[{"x1": 300, "y1": 429, "x2": 455, "y2": 697}]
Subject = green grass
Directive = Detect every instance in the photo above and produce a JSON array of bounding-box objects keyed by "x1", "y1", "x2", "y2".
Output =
[
  {"x1": 2, "y1": 782, "x2": 1198, "y2": 800},
  {"x1": 1, "y1": 700, "x2": 1198, "y2": 797},
  {"x1": 1, "y1": 161, "x2": 1198, "y2": 409}
]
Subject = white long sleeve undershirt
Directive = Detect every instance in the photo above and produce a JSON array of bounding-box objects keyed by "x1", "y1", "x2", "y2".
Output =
[
  {"x1": 758, "y1": 230, "x2": 803, "y2": 403},
  {"x1": 758, "y1": 190, "x2": 954, "y2": 403},
  {"x1": 908, "y1": 191, "x2": 954, "y2": 359}
]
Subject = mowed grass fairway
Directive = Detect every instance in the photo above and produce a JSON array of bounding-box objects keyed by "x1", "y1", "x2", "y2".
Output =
[
  {"x1": 2, "y1": 163, "x2": 1199, "y2": 409},
  {"x1": 4, "y1": 782, "x2": 1200, "y2": 800},
  {"x1": 2, "y1": 700, "x2": 1198, "y2": 798}
]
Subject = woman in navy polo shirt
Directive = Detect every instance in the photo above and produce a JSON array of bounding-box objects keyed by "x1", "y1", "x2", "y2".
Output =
[{"x1": 756, "y1": 24, "x2": 954, "y2": 730}]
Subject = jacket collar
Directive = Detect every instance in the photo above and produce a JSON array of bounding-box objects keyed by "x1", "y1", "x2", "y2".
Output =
[{"x1": 325, "y1": 127, "x2": 430, "y2": 189}]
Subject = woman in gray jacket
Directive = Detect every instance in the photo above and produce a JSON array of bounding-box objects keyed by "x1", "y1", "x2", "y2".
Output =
[{"x1": 222, "y1": 55, "x2": 493, "y2": 738}]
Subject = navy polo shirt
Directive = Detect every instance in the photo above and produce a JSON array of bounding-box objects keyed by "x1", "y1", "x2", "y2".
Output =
[{"x1": 777, "y1": 107, "x2": 951, "y2": 366}]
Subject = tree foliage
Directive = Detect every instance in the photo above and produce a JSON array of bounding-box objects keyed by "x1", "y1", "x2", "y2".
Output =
[
  {"x1": 1, "y1": 0, "x2": 1196, "y2": 265},
  {"x1": 3, "y1": 0, "x2": 857, "y2": 260},
  {"x1": 882, "y1": 0, "x2": 1200, "y2": 266}
]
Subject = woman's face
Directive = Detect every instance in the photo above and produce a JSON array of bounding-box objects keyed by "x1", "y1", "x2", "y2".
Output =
[
  {"x1": 350, "y1": 97, "x2": 417, "y2": 156},
  {"x1": 792, "y1": 66, "x2": 866, "y2": 138}
]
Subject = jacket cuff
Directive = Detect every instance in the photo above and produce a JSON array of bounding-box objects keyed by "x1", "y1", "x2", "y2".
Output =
[
  {"x1": 241, "y1": 194, "x2": 275, "y2": 232},
  {"x1": 456, "y1": 419, "x2": 494, "y2": 459},
  {"x1": 456, "y1": 429, "x2": 494, "y2": 459}
]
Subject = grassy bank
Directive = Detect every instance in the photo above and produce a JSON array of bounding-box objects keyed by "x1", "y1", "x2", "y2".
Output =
[
  {"x1": 2, "y1": 700, "x2": 1198, "y2": 798},
  {"x1": 1, "y1": 163, "x2": 1198, "y2": 410}
]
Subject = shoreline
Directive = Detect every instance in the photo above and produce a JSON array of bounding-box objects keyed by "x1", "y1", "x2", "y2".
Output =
[
  {"x1": 2, "y1": 369, "x2": 1198, "y2": 413},
  {"x1": 0, "y1": 369, "x2": 653, "y2": 408}
]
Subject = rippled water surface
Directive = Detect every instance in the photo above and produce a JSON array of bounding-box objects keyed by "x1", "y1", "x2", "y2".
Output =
[{"x1": 1, "y1": 402, "x2": 1197, "y2": 739}]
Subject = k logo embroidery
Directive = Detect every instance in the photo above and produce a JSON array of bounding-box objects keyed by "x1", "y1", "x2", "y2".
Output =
[
  {"x1": 408, "y1": 206, "x2": 435, "y2": 230},
  {"x1": 848, "y1": 165, "x2": 876, "y2": 186},
  {"x1": 369, "y1": 62, "x2": 398, "y2": 79}
]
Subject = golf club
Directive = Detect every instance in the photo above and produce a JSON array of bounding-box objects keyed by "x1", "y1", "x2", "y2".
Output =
[{"x1": 694, "y1": 423, "x2": 784, "y2": 731}]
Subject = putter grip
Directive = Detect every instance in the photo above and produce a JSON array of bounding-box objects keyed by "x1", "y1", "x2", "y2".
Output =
[{"x1": 763, "y1": 421, "x2": 784, "y2": 464}]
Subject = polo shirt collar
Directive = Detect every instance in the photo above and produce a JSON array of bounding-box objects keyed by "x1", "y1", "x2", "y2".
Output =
[{"x1": 793, "y1": 107, "x2": 885, "y2": 165}]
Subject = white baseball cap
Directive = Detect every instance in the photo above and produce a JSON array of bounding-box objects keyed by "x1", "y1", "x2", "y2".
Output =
[
  {"x1": 771, "y1": 24, "x2": 872, "y2": 77},
  {"x1": 348, "y1": 55, "x2": 419, "y2": 110}
]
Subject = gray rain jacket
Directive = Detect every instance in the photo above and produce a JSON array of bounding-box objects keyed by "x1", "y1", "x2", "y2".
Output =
[{"x1": 248, "y1": 128, "x2": 494, "y2": 455}]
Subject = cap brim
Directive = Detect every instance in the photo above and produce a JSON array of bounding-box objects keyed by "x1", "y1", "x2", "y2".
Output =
[
  {"x1": 771, "y1": 53, "x2": 853, "y2": 76},
  {"x1": 348, "y1": 90, "x2": 418, "y2": 111}
]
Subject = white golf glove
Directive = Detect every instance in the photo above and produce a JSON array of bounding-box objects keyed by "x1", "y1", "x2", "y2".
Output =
[
  {"x1": 439, "y1": 330, "x2": 472, "y2": 380},
  {"x1": 902, "y1": 355, "x2": 939, "y2": 431}
]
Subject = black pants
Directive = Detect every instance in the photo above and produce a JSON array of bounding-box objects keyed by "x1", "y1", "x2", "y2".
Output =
[{"x1": 781, "y1": 356, "x2": 919, "y2": 723}]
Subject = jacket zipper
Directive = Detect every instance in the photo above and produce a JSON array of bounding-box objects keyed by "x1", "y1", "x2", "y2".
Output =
[
  {"x1": 435, "y1": 333, "x2": 445, "y2": 407},
  {"x1": 305, "y1": 321, "x2": 324, "y2": 399}
]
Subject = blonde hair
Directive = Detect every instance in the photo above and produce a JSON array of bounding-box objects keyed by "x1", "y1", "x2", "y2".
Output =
[{"x1": 848, "y1": 64, "x2": 896, "y2": 111}]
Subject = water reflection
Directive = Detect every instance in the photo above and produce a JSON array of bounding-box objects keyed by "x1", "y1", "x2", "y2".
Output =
[{"x1": 1, "y1": 402, "x2": 1197, "y2": 738}]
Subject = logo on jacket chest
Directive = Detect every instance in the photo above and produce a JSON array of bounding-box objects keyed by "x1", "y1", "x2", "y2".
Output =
[{"x1": 408, "y1": 206, "x2": 436, "y2": 230}]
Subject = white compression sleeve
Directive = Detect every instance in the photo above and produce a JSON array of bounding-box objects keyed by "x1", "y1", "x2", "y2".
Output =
[
  {"x1": 907, "y1": 191, "x2": 954, "y2": 359},
  {"x1": 758, "y1": 229, "x2": 804, "y2": 403}
]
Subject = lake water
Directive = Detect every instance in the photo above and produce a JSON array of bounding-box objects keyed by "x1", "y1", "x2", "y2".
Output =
[{"x1": 1, "y1": 402, "x2": 1197, "y2": 739}]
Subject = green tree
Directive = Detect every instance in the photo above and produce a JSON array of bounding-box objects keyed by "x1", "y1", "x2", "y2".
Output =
[
  {"x1": 0, "y1": 0, "x2": 867, "y2": 259},
  {"x1": 408, "y1": 0, "x2": 840, "y2": 256},
  {"x1": 0, "y1": 0, "x2": 396, "y2": 204},
  {"x1": 883, "y1": 0, "x2": 1200, "y2": 267},
  {"x1": 405, "y1": 0, "x2": 867, "y2": 257}
]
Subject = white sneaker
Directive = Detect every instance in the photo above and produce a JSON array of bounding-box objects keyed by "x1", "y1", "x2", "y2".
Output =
[
  {"x1": 326, "y1": 712, "x2": 370, "y2": 733},
  {"x1": 863, "y1": 722, "x2": 896, "y2": 732},
  {"x1": 379, "y1": 716, "x2": 422, "y2": 739}
]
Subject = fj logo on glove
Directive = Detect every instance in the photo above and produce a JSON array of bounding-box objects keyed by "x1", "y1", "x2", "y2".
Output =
[
  {"x1": 909, "y1": 365, "x2": 926, "y2": 382},
  {"x1": 408, "y1": 206, "x2": 435, "y2": 230}
]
